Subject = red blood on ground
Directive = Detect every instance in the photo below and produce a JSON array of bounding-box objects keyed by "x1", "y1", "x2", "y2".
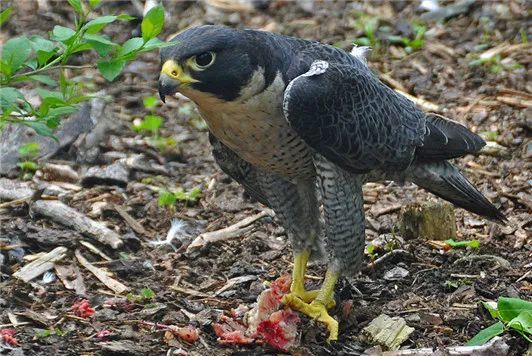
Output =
[
  {"x1": 169, "y1": 325, "x2": 200, "y2": 343},
  {"x1": 1, "y1": 328, "x2": 18, "y2": 347},
  {"x1": 213, "y1": 324, "x2": 254, "y2": 345},
  {"x1": 95, "y1": 329, "x2": 112, "y2": 341},
  {"x1": 256, "y1": 309, "x2": 300, "y2": 351},
  {"x1": 71, "y1": 299, "x2": 95, "y2": 318},
  {"x1": 214, "y1": 275, "x2": 298, "y2": 348}
]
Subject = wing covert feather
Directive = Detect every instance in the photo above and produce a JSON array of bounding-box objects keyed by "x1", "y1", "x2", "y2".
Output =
[{"x1": 283, "y1": 60, "x2": 426, "y2": 173}]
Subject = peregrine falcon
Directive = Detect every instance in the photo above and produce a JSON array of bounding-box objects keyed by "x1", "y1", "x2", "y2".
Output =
[{"x1": 158, "y1": 25, "x2": 505, "y2": 341}]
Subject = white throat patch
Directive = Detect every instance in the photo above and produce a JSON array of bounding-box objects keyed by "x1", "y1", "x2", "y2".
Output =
[{"x1": 237, "y1": 67, "x2": 266, "y2": 101}]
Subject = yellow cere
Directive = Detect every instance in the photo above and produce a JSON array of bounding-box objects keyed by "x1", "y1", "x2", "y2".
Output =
[{"x1": 161, "y1": 60, "x2": 199, "y2": 85}]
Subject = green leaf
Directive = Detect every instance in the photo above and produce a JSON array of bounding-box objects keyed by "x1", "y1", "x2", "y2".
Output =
[
  {"x1": 140, "y1": 37, "x2": 175, "y2": 53},
  {"x1": 188, "y1": 187, "x2": 202, "y2": 201},
  {"x1": 87, "y1": 41, "x2": 113, "y2": 57},
  {"x1": 141, "y1": 5, "x2": 164, "y2": 41},
  {"x1": 17, "y1": 160, "x2": 39, "y2": 172},
  {"x1": 88, "y1": 0, "x2": 103, "y2": 8},
  {"x1": 83, "y1": 33, "x2": 117, "y2": 46},
  {"x1": 482, "y1": 301, "x2": 499, "y2": 319},
  {"x1": 134, "y1": 115, "x2": 163, "y2": 133},
  {"x1": 507, "y1": 311, "x2": 532, "y2": 336},
  {"x1": 117, "y1": 14, "x2": 136, "y2": 21},
  {"x1": 97, "y1": 59, "x2": 125, "y2": 81},
  {"x1": 158, "y1": 189, "x2": 176, "y2": 207},
  {"x1": 498, "y1": 297, "x2": 532, "y2": 323},
  {"x1": 0, "y1": 87, "x2": 24, "y2": 103},
  {"x1": 51, "y1": 26, "x2": 76, "y2": 42},
  {"x1": 71, "y1": 43, "x2": 95, "y2": 54},
  {"x1": 84, "y1": 33, "x2": 118, "y2": 56},
  {"x1": 36, "y1": 329, "x2": 52, "y2": 338},
  {"x1": 353, "y1": 37, "x2": 371, "y2": 46},
  {"x1": 118, "y1": 37, "x2": 144, "y2": 56},
  {"x1": 444, "y1": 239, "x2": 480, "y2": 249},
  {"x1": 480, "y1": 131, "x2": 498, "y2": 141},
  {"x1": 29, "y1": 36, "x2": 57, "y2": 66},
  {"x1": 1, "y1": 36, "x2": 32, "y2": 74},
  {"x1": 45, "y1": 116, "x2": 61, "y2": 129},
  {"x1": 0, "y1": 7, "x2": 13, "y2": 26},
  {"x1": 143, "y1": 96, "x2": 158, "y2": 109},
  {"x1": 36, "y1": 88, "x2": 64, "y2": 101},
  {"x1": 140, "y1": 287, "x2": 156, "y2": 300},
  {"x1": 174, "y1": 187, "x2": 202, "y2": 202},
  {"x1": 36, "y1": 50, "x2": 57, "y2": 67},
  {"x1": 83, "y1": 15, "x2": 118, "y2": 34},
  {"x1": 29, "y1": 75, "x2": 57, "y2": 86},
  {"x1": 465, "y1": 321, "x2": 504, "y2": 346},
  {"x1": 25, "y1": 121, "x2": 56, "y2": 138},
  {"x1": 47, "y1": 106, "x2": 78, "y2": 118},
  {"x1": 18, "y1": 142, "x2": 40, "y2": 158},
  {"x1": 67, "y1": 94, "x2": 93, "y2": 104},
  {"x1": 67, "y1": 0, "x2": 83, "y2": 14}
]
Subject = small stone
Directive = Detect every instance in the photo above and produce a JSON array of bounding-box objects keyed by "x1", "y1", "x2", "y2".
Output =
[{"x1": 383, "y1": 266, "x2": 409, "y2": 281}]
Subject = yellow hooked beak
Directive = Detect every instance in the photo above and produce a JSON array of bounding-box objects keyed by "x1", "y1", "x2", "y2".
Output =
[{"x1": 158, "y1": 60, "x2": 199, "y2": 102}]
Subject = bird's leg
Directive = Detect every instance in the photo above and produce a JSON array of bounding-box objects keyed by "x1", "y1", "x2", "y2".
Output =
[
  {"x1": 287, "y1": 155, "x2": 367, "y2": 342},
  {"x1": 288, "y1": 249, "x2": 314, "y2": 301},
  {"x1": 283, "y1": 249, "x2": 332, "y2": 305},
  {"x1": 283, "y1": 268, "x2": 339, "y2": 341}
]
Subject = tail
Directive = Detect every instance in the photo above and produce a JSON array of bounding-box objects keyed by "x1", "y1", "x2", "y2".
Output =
[{"x1": 411, "y1": 161, "x2": 506, "y2": 223}]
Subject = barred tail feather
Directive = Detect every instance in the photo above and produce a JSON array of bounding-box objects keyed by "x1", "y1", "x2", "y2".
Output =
[{"x1": 411, "y1": 161, "x2": 506, "y2": 223}]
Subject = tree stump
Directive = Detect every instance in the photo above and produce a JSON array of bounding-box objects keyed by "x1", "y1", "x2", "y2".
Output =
[{"x1": 399, "y1": 201, "x2": 457, "y2": 240}]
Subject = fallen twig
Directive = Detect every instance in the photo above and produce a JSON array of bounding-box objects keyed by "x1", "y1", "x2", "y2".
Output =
[
  {"x1": 0, "y1": 197, "x2": 30, "y2": 209},
  {"x1": 186, "y1": 210, "x2": 271, "y2": 252},
  {"x1": 13, "y1": 247, "x2": 68, "y2": 283},
  {"x1": 380, "y1": 73, "x2": 408, "y2": 93},
  {"x1": 114, "y1": 204, "x2": 147, "y2": 236},
  {"x1": 75, "y1": 249, "x2": 129, "y2": 294},
  {"x1": 31, "y1": 200, "x2": 122, "y2": 248},
  {"x1": 363, "y1": 250, "x2": 414, "y2": 273},
  {"x1": 79, "y1": 240, "x2": 112, "y2": 261},
  {"x1": 394, "y1": 89, "x2": 441, "y2": 112},
  {"x1": 170, "y1": 285, "x2": 211, "y2": 298},
  {"x1": 496, "y1": 95, "x2": 532, "y2": 109},
  {"x1": 372, "y1": 203, "x2": 402, "y2": 217}
]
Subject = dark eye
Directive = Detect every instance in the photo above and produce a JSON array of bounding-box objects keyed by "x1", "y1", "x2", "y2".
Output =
[{"x1": 194, "y1": 52, "x2": 215, "y2": 68}]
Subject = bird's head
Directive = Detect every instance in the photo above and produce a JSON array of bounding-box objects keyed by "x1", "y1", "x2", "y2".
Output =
[{"x1": 158, "y1": 25, "x2": 261, "y2": 104}]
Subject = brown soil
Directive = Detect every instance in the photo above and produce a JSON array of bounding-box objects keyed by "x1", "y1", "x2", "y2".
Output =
[{"x1": 1, "y1": 1, "x2": 530, "y2": 355}]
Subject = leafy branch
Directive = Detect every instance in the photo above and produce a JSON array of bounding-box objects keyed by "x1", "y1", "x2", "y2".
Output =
[{"x1": 0, "y1": 0, "x2": 174, "y2": 138}]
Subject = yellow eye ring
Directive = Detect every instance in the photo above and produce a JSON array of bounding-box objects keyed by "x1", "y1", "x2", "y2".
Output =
[{"x1": 189, "y1": 52, "x2": 216, "y2": 71}]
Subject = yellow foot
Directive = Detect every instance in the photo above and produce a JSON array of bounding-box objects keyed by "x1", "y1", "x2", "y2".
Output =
[
  {"x1": 282, "y1": 289, "x2": 336, "y2": 309},
  {"x1": 282, "y1": 296, "x2": 339, "y2": 341}
]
